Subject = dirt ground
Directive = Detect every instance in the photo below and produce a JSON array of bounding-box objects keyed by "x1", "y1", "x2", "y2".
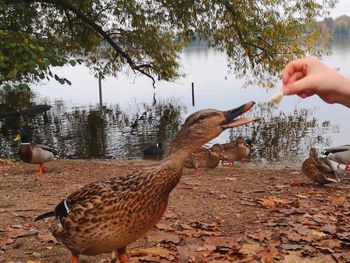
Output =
[{"x1": 1, "y1": 159, "x2": 350, "y2": 263}]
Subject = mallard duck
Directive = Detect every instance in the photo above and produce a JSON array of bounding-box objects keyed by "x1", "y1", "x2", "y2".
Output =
[
  {"x1": 34, "y1": 102, "x2": 258, "y2": 263},
  {"x1": 14, "y1": 131, "x2": 55, "y2": 177},
  {"x1": 302, "y1": 148, "x2": 340, "y2": 185},
  {"x1": 143, "y1": 143, "x2": 164, "y2": 160},
  {"x1": 322, "y1": 145, "x2": 350, "y2": 171},
  {"x1": 184, "y1": 143, "x2": 226, "y2": 176},
  {"x1": 221, "y1": 137, "x2": 250, "y2": 167}
]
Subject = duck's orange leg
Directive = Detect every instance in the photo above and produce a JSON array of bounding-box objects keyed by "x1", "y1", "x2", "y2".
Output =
[
  {"x1": 36, "y1": 164, "x2": 45, "y2": 177},
  {"x1": 117, "y1": 247, "x2": 127, "y2": 263},
  {"x1": 72, "y1": 255, "x2": 79, "y2": 263}
]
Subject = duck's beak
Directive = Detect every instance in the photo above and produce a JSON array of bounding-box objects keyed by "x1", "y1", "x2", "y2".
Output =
[
  {"x1": 14, "y1": 134, "x2": 21, "y2": 142},
  {"x1": 222, "y1": 101, "x2": 259, "y2": 129}
]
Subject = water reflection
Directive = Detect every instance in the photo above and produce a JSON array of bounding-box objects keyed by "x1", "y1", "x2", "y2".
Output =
[
  {"x1": 0, "y1": 90, "x2": 184, "y2": 159},
  {"x1": 228, "y1": 103, "x2": 338, "y2": 161},
  {"x1": 0, "y1": 91, "x2": 338, "y2": 161}
]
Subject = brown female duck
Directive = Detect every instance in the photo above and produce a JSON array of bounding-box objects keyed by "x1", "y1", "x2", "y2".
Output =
[
  {"x1": 34, "y1": 102, "x2": 258, "y2": 263},
  {"x1": 302, "y1": 148, "x2": 340, "y2": 185},
  {"x1": 14, "y1": 131, "x2": 55, "y2": 176},
  {"x1": 184, "y1": 144, "x2": 226, "y2": 176},
  {"x1": 221, "y1": 137, "x2": 250, "y2": 167}
]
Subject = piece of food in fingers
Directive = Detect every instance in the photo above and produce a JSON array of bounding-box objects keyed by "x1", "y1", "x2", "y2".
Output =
[{"x1": 268, "y1": 90, "x2": 284, "y2": 107}]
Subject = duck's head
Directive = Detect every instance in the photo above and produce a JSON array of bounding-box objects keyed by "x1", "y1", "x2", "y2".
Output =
[
  {"x1": 309, "y1": 148, "x2": 318, "y2": 159},
  {"x1": 167, "y1": 101, "x2": 258, "y2": 157},
  {"x1": 14, "y1": 131, "x2": 32, "y2": 143}
]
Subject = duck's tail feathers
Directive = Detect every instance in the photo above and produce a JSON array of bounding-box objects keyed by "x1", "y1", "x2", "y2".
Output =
[
  {"x1": 34, "y1": 211, "x2": 55, "y2": 222},
  {"x1": 325, "y1": 177, "x2": 341, "y2": 183}
]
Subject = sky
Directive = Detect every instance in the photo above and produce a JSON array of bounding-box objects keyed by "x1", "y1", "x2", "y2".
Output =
[{"x1": 330, "y1": 0, "x2": 350, "y2": 17}]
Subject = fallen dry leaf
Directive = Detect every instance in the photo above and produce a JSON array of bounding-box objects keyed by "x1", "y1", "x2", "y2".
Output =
[
  {"x1": 282, "y1": 231, "x2": 302, "y2": 242},
  {"x1": 177, "y1": 244, "x2": 203, "y2": 262},
  {"x1": 204, "y1": 236, "x2": 240, "y2": 252},
  {"x1": 146, "y1": 231, "x2": 180, "y2": 245},
  {"x1": 258, "y1": 199, "x2": 276, "y2": 208},
  {"x1": 290, "y1": 180, "x2": 303, "y2": 187},
  {"x1": 37, "y1": 233, "x2": 59, "y2": 244},
  {"x1": 0, "y1": 159, "x2": 16, "y2": 166},
  {"x1": 131, "y1": 246, "x2": 172, "y2": 259},
  {"x1": 6, "y1": 228, "x2": 38, "y2": 239},
  {"x1": 239, "y1": 243, "x2": 261, "y2": 256},
  {"x1": 0, "y1": 238, "x2": 15, "y2": 250},
  {"x1": 155, "y1": 222, "x2": 175, "y2": 231},
  {"x1": 318, "y1": 239, "x2": 340, "y2": 250}
]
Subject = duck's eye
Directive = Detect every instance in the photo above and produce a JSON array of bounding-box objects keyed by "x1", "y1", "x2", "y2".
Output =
[{"x1": 198, "y1": 115, "x2": 206, "y2": 121}]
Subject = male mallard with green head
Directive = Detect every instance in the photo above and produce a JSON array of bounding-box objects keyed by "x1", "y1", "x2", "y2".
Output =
[
  {"x1": 184, "y1": 143, "x2": 226, "y2": 176},
  {"x1": 14, "y1": 131, "x2": 55, "y2": 177},
  {"x1": 302, "y1": 148, "x2": 340, "y2": 185},
  {"x1": 34, "y1": 102, "x2": 259, "y2": 263}
]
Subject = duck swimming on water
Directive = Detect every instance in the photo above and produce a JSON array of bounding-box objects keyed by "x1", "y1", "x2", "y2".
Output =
[{"x1": 34, "y1": 102, "x2": 259, "y2": 263}]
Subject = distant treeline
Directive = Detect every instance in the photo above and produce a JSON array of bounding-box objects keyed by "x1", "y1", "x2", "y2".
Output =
[{"x1": 319, "y1": 15, "x2": 350, "y2": 39}]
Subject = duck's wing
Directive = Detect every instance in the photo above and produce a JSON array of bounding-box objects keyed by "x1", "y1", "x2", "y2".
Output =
[
  {"x1": 32, "y1": 143, "x2": 58, "y2": 155},
  {"x1": 35, "y1": 181, "x2": 116, "y2": 223},
  {"x1": 316, "y1": 158, "x2": 335, "y2": 173},
  {"x1": 317, "y1": 158, "x2": 339, "y2": 182}
]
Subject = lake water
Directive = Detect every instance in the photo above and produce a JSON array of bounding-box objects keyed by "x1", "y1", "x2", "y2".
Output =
[{"x1": 1, "y1": 40, "x2": 349, "y2": 161}]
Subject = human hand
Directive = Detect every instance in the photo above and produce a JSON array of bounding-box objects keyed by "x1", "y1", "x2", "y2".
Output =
[{"x1": 282, "y1": 57, "x2": 350, "y2": 107}]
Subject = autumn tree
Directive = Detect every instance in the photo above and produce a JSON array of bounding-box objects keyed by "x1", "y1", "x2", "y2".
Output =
[{"x1": 0, "y1": 0, "x2": 338, "y2": 90}]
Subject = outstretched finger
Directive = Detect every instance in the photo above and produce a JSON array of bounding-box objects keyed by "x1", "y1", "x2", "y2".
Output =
[{"x1": 283, "y1": 76, "x2": 314, "y2": 96}]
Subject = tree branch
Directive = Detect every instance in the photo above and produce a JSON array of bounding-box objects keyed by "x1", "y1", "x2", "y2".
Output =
[{"x1": 5, "y1": 0, "x2": 156, "y2": 86}]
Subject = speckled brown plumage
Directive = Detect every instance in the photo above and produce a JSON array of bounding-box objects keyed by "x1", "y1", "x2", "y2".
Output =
[
  {"x1": 221, "y1": 137, "x2": 250, "y2": 167},
  {"x1": 302, "y1": 148, "x2": 340, "y2": 185},
  {"x1": 184, "y1": 144, "x2": 226, "y2": 176},
  {"x1": 35, "y1": 102, "x2": 258, "y2": 262}
]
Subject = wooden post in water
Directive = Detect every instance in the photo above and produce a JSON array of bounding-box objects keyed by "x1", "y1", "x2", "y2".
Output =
[
  {"x1": 99, "y1": 73, "x2": 103, "y2": 115},
  {"x1": 191, "y1": 82, "x2": 195, "y2": 106}
]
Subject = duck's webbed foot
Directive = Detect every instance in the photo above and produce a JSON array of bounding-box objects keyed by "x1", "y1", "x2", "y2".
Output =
[
  {"x1": 36, "y1": 164, "x2": 45, "y2": 177},
  {"x1": 35, "y1": 163, "x2": 45, "y2": 177},
  {"x1": 112, "y1": 247, "x2": 127, "y2": 263}
]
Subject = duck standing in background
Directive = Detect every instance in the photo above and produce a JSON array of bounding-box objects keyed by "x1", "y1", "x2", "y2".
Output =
[
  {"x1": 34, "y1": 102, "x2": 258, "y2": 263},
  {"x1": 14, "y1": 131, "x2": 55, "y2": 177},
  {"x1": 322, "y1": 145, "x2": 350, "y2": 171},
  {"x1": 184, "y1": 144, "x2": 226, "y2": 176},
  {"x1": 221, "y1": 137, "x2": 250, "y2": 167},
  {"x1": 302, "y1": 148, "x2": 340, "y2": 185}
]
